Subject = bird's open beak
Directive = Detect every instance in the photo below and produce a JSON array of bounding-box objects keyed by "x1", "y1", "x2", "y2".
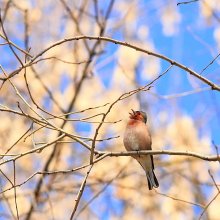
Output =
[{"x1": 129, "y1": 109, "x2": 135, "y2": 116}]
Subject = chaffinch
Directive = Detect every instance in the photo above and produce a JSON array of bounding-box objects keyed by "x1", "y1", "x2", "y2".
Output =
[{"x1": 123, "y1": 110, "x2": 159, "y2": 190}]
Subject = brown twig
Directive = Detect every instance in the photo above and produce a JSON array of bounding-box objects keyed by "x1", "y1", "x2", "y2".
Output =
[
  {"x1": 155, "y1": 190, "x2": 205, "y2": 209},
  {"x1": 200, "y1": 53, "x2": 220, "y2": 75},
  {"x1": 13, "y1": 161, "x2": 19, "y2": 220},
  {"x1": 69, "y1": 164, "x2": 93, "y2": 219},
  {"x1": 0, "y1": 134, "x2": 66, "y2": 166},
  {"x1": 0, "y1": 10, "x2": 24, "y2": 66},
  {"x1": 199, "y1": 170, "x2": 220, "y2": 219}
]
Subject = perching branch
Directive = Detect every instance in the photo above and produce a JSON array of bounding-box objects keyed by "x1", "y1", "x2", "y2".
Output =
[{"x1": 96, "y1": 150, "x2": 220, "y2": 162}]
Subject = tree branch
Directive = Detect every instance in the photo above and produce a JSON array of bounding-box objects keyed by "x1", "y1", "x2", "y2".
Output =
[
  {"x1": 96, "y1": 150, "x2": 220, "y2": 162},
  {"x1": 4, "y1": 36, "x2": 220, "y2": 92}
]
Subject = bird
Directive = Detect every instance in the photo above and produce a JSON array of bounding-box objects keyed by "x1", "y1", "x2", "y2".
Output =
[{"x1": 123, "y1": 109, "x2": 159, "y2": 190}]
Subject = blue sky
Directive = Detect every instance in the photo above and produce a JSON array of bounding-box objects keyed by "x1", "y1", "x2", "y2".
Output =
[{"x1": 0, "y1": 1, "x2": 220, "y2": 219}]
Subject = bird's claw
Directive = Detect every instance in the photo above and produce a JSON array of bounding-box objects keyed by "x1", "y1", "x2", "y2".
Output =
[{"x1": 136, "y1": 150, "x2": 140, "y2": 158}]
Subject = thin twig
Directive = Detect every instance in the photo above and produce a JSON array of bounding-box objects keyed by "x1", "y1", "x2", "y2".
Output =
[
  {"x1": 0, "y1": 10, "x2": 24, "y2": 66},
  {"x1": 0, "y1": 134, "x2": 66, "y2": 166},
  {"x1": 69, "y1": 164, "x2": 93, "y2": 219},
  {"x1": 199, "y1": 170, "x2": 220, "y2": 219},
  {"x1": 13, "y1": 161, "x2": 19, "y2": 220},
  {"x1": 177, "y1": 0, "x2": 199, "y2": 6},
  {"x1": 200, "y1": 53, "x2": 220, "y2": 75},
  {"x1": 208, "y1": 170, "x2": 220, "y2": 192},
  {"x1": 1, "y1": 126, "x2": 32, "y2": 160},
  {"x1": 155, "y1": 190, "x2": 205, "y2": 209},
  {"x1": 212, "y1": 141, "x2": 220, "y2": 164}
]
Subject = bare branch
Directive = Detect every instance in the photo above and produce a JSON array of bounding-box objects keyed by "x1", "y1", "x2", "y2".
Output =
[
  {"x1": 3, "y1": 35, "x2": 219, "y2": 92},
  {"x1": 96, "y1": 150, "x2": 220, "y2": 162},
  {"x1": 70, "y1": 165, "x2": 93, "y2": 219},
  {"x1": 13, "y1": 161, "x2": 19, "y2": 220},
  {"x1": 0, "y1": 10, "x2": 24, "y2": 66},
  {"x1": 199, "y1": 170, "x2": 220, "y2": 219}
]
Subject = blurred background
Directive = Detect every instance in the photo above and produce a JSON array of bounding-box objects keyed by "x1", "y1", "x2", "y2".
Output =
[{"x1": 0, "y1": 0, "x2": 220, "y2": 219}]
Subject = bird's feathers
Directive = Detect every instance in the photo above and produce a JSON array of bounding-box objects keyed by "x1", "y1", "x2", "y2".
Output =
[
  {"x1": 123, "y1": 110, "x2": 159, "y2": 190},
  {"x1": 124, "y1": 120, "x2": 152, "y2": 151},
  {"x1": 146, "y1": 170, "x2": 159, "y2": 190}
]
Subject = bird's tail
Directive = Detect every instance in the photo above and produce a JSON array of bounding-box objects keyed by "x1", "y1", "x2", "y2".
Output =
[{"x1": 146, "y1": 170, "x2": 159, "y2": 190}]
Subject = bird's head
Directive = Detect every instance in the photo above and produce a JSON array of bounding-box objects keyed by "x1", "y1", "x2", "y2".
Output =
[{"x1": 129, "y1": 109, "x2": 147, "y2": 123}]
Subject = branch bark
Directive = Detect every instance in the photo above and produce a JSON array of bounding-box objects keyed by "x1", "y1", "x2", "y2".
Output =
[
  {"x1": 4, "y1": 36, "x2": 220, "y2": 92},
  {"x1": 96, "y1": 150, "x2": 220, "y2": 162}
]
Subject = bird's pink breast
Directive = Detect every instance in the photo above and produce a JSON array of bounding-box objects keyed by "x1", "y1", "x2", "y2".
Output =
[{"x1": 123, "y1": 120, "x2": 152, "y2": 151}]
